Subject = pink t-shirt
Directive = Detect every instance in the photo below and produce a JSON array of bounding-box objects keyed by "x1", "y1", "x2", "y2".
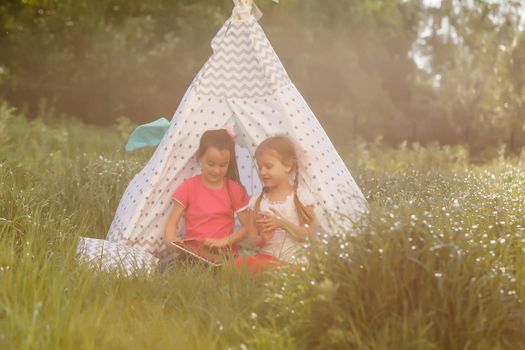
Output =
[{"x1": 171, "y1": 175, "x2": 249, "y2": 242}]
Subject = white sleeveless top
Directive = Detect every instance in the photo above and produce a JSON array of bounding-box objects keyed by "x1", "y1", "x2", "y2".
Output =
[{"x1": 248, "y1": 188, "x2": 315, "y2": 264}]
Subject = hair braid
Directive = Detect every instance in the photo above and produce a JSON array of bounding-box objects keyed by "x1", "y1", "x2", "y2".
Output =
[
  {"x1": 292, "y1": 164, "x2": 314, "y2": 227},
  {"x1": 254, "y1": 186, "x2": 268, "y2": 224},
  {"x1": 225, "y1": 135, "x2": 247, "y2": 210}
]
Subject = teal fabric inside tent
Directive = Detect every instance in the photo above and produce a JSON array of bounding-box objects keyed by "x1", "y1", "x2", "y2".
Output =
[{"x1": 125, "y1": 117, "x2": 170, "y2": 152}]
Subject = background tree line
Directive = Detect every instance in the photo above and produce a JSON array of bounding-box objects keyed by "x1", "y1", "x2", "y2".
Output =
[{"x1": 0, "y1": 0, "x2": 524, "y2": 152}]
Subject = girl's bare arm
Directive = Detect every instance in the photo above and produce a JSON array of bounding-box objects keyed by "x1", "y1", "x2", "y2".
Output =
[
  {"x1": 228, "y1": 209, "x2": 249, "y2": 244},
  {"x1": 164, "y1": 202, "x2": 185, "y2": 245},
  {"x1": 245, "y1": 209, "x2": 263, "y2": 247}
]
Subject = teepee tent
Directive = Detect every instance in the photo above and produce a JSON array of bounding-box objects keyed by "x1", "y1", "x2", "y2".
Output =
[{"x1": 106, "y1": 0, "x2": 367, "y2": 257}]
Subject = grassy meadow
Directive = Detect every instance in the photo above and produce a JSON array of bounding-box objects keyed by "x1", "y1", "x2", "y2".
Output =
[{"x1": 1, "y1": 101, "x2": 525, "y2": 349}]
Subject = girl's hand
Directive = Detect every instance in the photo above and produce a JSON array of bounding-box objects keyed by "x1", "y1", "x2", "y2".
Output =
[
  {"x1": 256, "y1": 208, "x2": 285, "y2": 234},
  {"x1": 255, "y1": 218, "x2": 276, "y2": 245},
  {"x1": 203, "y1": 237, "x2": 231, "y2": 249},
  {"x1": 164, "y1": 237, "x2": 183, "y2": 248}
]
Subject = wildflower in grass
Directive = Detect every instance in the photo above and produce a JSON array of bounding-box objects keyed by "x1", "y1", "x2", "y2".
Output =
[{"x1": 317, "y1": 278, "x2": 339, "y2": 302}]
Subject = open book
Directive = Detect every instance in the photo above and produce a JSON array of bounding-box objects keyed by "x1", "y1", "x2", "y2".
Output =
[{"x1": 170, "y1": 240, "x2": 224, "y2": 267}]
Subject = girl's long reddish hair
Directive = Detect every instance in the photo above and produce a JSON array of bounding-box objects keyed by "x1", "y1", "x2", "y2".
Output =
[{"x1": 254, "y1": 135, "x2": 314, "y2": 226}]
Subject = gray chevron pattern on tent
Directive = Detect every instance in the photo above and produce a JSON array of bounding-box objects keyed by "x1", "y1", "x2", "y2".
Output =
[{"x1": 194, "y1": 19, "x2": 290, "y2": 99}]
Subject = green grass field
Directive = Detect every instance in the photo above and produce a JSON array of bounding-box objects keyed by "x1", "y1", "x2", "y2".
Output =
[{"x1": 1, "y1": 101, "x2": 524, "y2": 349}]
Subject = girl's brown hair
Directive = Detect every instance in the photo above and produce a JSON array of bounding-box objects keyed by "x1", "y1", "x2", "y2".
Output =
[
  {"x1": 254, "y1": 135, "x2": 314, "y2": 227},
  {"x1": 197, "y1": 129, "x2": 246, "y2": 206}
]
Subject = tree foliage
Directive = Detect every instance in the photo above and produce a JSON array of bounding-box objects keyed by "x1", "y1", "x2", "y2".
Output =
[{"x1": 0, "y1": 0, "x2": 523, "y2": 150}]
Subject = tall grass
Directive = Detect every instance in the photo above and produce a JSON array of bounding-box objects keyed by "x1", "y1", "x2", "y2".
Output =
[{"x1": 1, "y1": 101, "x2": 524, "y2": 349}]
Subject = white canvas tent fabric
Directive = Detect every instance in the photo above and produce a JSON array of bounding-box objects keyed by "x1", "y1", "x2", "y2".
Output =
[{"x1": 106, "y1": 0, "x2": 367, "y2": 257}]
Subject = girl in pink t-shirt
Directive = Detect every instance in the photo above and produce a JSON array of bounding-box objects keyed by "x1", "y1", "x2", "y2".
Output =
[{"x1": 164, "y1": 129, "x2": 249, "y2": 251}]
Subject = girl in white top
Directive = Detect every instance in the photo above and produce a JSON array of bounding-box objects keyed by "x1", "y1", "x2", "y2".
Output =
[{"x1": 236, "y1": 135, "x2": 316, "y2": 271}]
